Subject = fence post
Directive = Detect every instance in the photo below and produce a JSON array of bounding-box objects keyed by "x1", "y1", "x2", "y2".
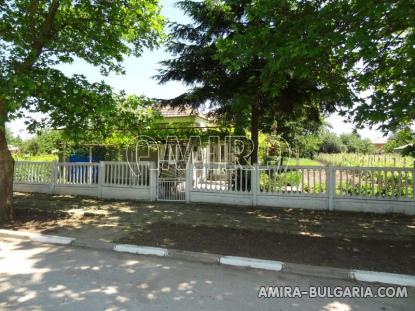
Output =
[
  {"x1": 50, "y1": 161, "x2": 57, "y2": 194},
  {"x1": 186, "y1": 162, "x2": 193, "y2": 203},
  {"x1": 251, "y1": 164, "x2": 258, "y2": 207},
  {"x1": 98, "y1": 161, "x2": 105, "y2": 199},
  {"x1": 327, "y1": 163, "x2": 335, "y2": 211},
  {"x1": 149, "y1": 161, "x2": 157, "y2": 202}
]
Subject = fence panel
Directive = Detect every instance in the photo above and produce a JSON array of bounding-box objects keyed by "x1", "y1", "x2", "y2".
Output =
[
  {"x1": 257, "y1": 165, "x2": 327, "y2": 196},
  {"x1": 336, "y1": 166, "x2": 414, "y2": 200},
  {"x1": 157, "y1": 179, "x2": 186, "y2": 201},
  {"x1": 14, "y1": 161, "x2": 52, "y2": 184},
  {"x1": 103, "y1": 161, "x2": 150, "y2": 187},
  {"x1": 56, "y1": 162, "x2": 99, "y2": 185},
  {"x1": 193, "y1": 163, "x2": 252, "y2": 193}
]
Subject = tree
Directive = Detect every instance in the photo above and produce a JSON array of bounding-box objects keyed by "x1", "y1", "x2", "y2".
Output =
[
  {"x1": 5, "y1": 127, "x2": 22, "y2": 146},
  {"x1": 339, "y1": 133, "x2": 376, "y2": 154},
  {"x1": 383, "y1": 127, "x2": 415, "y2": 154},
  {"x1": 157, "y1": 0, "x2": 354, "y2": 164},
  {"x1": 0, "y1": 0, "x2": 164, "y2": 223},
  {"x1": 319, "y1": 132, "x2": 346, "y2": 154},
  {"x1": 338, "y1": 1, "x2": 415, "y2": 132}
]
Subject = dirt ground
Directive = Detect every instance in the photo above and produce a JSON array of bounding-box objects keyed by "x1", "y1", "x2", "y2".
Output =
[{"x1": 3, "y1": 192, "x2": 415, "y2": 274}]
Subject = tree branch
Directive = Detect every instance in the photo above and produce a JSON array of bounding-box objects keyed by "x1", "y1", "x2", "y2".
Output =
[
  {"x1": 17, "y1": 0, "x2": 60, "y2": 73},
  {"x1": 27, "y1": 0, "x2": 39, "y2": 42}
]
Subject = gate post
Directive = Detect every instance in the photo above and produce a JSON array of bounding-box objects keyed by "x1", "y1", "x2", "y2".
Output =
[
  {"x1": 185, "y1": 162, "x2": 193, "y2": 203},
  {"x1": 327, "y1": 163, "x2": 335, "y2": 211},
  {"x1": 50, "y1": 161, "x2": 57, "y2": 194},
  {"x1": 150, "y1": 161, "x2": 157, "y2": 202},
  {"x1": 98, "y1": 161, "x2": 105, "y2": 199},
  {"x1": 251, "y1": 164, "x2": 258, "y2": 207}
]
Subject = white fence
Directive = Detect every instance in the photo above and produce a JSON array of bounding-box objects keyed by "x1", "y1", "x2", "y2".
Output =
[
  {"x1": 13, "y1": 161, "x2": 415, "y2": 215},
  {"x1": 13, "y1": 161, "x2": 155, "y2": 201}
]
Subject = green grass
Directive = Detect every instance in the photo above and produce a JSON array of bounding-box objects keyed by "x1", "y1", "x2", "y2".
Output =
[
  {"x1": 285, "y1": 158, "x2": 322, "y2": 166},
  {"x1": 13, "y1": 154, "x2": 58, "y2": 162},
  {"x1": 316, "y1": 153, "x2": 415, "y2": 168}
]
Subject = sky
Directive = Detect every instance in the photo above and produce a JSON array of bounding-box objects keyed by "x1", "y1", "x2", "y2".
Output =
[{"x1": 8, "y1": 0, "x2": 390, "y2": 143}]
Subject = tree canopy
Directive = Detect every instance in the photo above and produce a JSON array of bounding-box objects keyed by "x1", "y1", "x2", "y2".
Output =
[
  {"x1": 0, "y1": 0, "x2": 165, "y2": 222},
  {"x1": 1, "y1": 0, "x2": 164, "y2": 134},
  {"x1": 156, "y1": 0, "x2": 357, "y2": 163},
  {"x1": 158, "y1": 0, "x2": 415, "y2": 165}
]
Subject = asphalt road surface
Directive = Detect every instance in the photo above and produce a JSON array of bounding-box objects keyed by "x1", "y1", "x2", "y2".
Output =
[{"x1": 0, "y1": 237, "x2": 413, "y2": 311}]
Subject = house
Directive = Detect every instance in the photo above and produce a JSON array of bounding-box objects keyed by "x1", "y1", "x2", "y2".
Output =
[
  {"x1": 122, "y1": 106, "x2": 235, "y2": 164},
  {"x1": 393, "y1": 143, "x2": 415, "y2": 154},
  {"x1": 372, "y1": 142, "x2": 386, "y2": 152},
  {"x1": 69, "y1": 106, "x2": 236, "y2": 165}
]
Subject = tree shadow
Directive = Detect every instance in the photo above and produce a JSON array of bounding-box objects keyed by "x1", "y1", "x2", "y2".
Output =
[{"x1": 1, "y1": 237, "x2": 412, "y2": 310}]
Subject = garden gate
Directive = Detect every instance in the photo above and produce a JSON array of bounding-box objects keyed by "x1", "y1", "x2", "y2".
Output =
[{"x1": 157, "y1": 160, "x2": 187, "y2": 201}]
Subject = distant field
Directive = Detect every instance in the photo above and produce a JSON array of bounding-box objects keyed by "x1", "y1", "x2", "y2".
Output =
[
  {"x1": 286, "y1": 158, "x2": 322, "y2": 166},
  {"x1": 12, "y1": 152, "x2": 415, "y2": 168},
  {"x1": 13, "y1": 154, "x2": 58, "y2": 162},
  {"x1": 316, "y1": 153, "x2": 415, "y2": 168}
]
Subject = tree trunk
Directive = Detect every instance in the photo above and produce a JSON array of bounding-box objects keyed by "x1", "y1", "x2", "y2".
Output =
[
  {"x1": 0, "y1": 98, "x2": 14, "y2": 223},
  {"x1": 251, "y1": 100, "x2": 259, "y2": 164}
]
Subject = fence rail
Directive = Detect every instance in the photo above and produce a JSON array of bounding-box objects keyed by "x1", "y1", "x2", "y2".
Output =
[
  {"x1": 14, "y1": 161, "x2": 52, "y2": 184},
  {"x1": 13, "y1": 161, "x2": 415, "y2": 215},
  {"x1": 56, "y1": 162, "x2": 99, "y2": 185},
  {"x1": 193, "y1": 163, "x2": 251, "y2": 193},
  {"x1": 258, "y1": 165, "x2": 327, "y2": 196},
  {"x1": 336, "y1": 166, "x2": 414, "y2": 200},
  {"x1": 103, "y1": 161, "x2": 150, "y2": 187}
]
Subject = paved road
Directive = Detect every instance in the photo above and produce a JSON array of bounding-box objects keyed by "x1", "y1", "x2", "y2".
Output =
[{"x1": 0, "y1": 237, "x2": 413, "y2": 311}]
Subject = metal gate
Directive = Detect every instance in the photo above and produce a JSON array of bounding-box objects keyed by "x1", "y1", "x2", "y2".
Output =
[{"x1": 157, "y1": 161, "x2": 186, "y2": 201}]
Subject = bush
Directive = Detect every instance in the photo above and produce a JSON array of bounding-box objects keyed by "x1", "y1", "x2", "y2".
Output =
[{"x1": 319, "y1": 132, "x2": 346, "y2": 153}]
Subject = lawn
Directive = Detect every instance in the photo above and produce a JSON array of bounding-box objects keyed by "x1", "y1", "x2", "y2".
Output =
[
  {"x1": 5, "y1": 192, "x2": 415, "y2": 275},
  {"x1": 316, "y1": 153, "x2": 415, "y2": 168},
  {"x1": 285, "y1": 158, "x2": 322, "y2": 166},
  {"x1": 13, "y1": 154, "x2": 58, "y2": 162}
]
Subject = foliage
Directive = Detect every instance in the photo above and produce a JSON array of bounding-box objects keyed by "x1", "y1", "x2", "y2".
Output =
[
  {"x1": 18, "y1": 129, "x2": 62, "y2": 155},
  {"x1": 316, "y1": 153, "x2": 415, "y2": 168},
  {"x1": 337, "y1": 170, "x2": 414, "y2": 198},
  {"x1": 336, "y1": 1, "x2": 415, "y2": 131},
  {"x1": 0, "y1": 0, "x2": 164, "y2": 134},
  {"x1": 259, "y1": 171, "x2": 303, "y2": 191},
  {"x1": 319, "y1": 132, "x2": 346, "y2": 154},
  {"x1": 383, "y1": 127, "x2": 415, "y2": 155},
  {"x1": 157, "y1": 0, "x2": 342, "y2": 163},
  {"x1": 339, "y1": 133, "x2": 376, "y2": 154},
  {"x1": 14, "y1": 153, "x2": 58, "y2": 162},
  {"x1": 5, "y1": 127, "x2": 22, "y2": 146},
  {"x1": 215, "y1": 0, "x2": 415, "y2": 133},
  {"x1": 317, "y1": 131, "x2": 375, "y2": 154},
  {"x1": 285, "y1": 158, "x2": 321, "y2": 166}
]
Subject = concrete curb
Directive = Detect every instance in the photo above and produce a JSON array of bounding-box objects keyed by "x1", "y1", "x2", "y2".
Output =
[
  {"x1": 0, "y1": 229, "x2": 74, "y2": 245},
  {"x1": 114, "y1": 244, "x2": 168, "y2": 257},
  {"x1": 350, "y1": 270, "x2": 415, "y2": 287},
  {"x1": 1, "y1": 229, "x2": 414, "y2": 287},
  {"x1": 220, "y1": 256, "x2": 283, "y2": 271}
]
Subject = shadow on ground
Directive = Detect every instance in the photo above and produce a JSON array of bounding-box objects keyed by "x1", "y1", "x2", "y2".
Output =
[
  {"x1": 1, "y1": 237, "x2": 414, "y2": 311},
  {"x1": 3, "y1": 192, "x2": 415, "y2": 274}
]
